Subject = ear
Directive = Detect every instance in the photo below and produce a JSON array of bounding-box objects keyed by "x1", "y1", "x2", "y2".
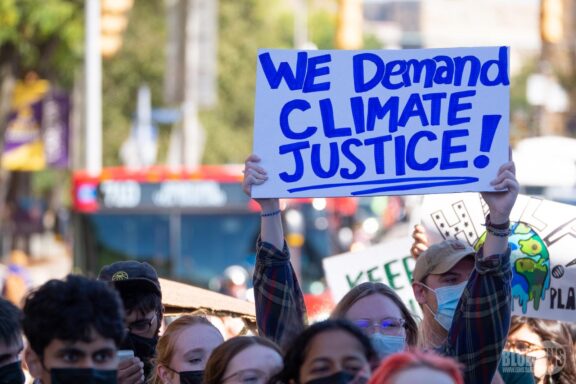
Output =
[
  {"x1": 412, "y1": 282, "x2": 427, "y2": 305},
  {"x1": 157, "y1": 364, "x2": 174, "y2": 384},
  {"x1": 25, "y1": 345, "x2": 43, "y2": 379}
]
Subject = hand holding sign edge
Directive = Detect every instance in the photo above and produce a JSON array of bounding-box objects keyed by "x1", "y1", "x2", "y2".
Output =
[{"x1": 243, "y1": 154, "x2": 283, "y2": 249}]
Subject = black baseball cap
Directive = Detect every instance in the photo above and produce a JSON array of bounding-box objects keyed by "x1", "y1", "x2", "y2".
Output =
[{"x1": 98, "y1": 261, "x2": 161, "y2": 297}]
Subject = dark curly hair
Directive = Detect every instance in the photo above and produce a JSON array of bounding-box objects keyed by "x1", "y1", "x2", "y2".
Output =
[
  {"x1": 273, "y1": 319, "x2": 376, "y2": 383},
  {"x1": 22, "y1": 274, "x2": 126, "y2": 357},
  {"x1": 0, "y1": 297, "x2": 22, "y2": 346}
]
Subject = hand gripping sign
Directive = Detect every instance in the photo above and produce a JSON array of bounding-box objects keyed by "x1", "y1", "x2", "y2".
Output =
[{"x1": 252, "y1": 46, "x2": 510, "y2": 198}]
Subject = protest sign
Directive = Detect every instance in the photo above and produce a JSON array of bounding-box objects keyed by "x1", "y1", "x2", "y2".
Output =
[
  {"x1": 253, "y1": 47, "x2": 510, "y2": 198},
  {"x1": 421, "y1": 193, "x2": 576, "y2": 323},
  {"x1": 322, "y1": 237, "x2": 422, "y2": 317}
]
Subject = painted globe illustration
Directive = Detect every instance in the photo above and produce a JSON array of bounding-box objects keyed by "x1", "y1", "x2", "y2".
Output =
[{"x1": 475, "y1": 222, "x2": 550, "y2": 313}]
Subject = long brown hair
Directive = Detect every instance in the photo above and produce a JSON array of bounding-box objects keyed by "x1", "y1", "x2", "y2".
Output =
[
  {"x1": 149, "y1": 315, "x2": 222, "y2": 384},
  {"x1": 510, "y1": 317, "x2": 576, "y2": 384},
  {"x1": 203, "y1": 336, "x2": 282, "y2": 384},
  {"x1": 330, "y1": 282, "x2": 419, "y2": 346}
]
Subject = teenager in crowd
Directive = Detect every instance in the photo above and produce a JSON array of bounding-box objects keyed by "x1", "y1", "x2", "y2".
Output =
[
  {"x1": 99, "y1": 261, "x2": 164, "y2": 383},
  {"x1": 23, "y1": 274, "x2": 125, "y2": 384},
  {"x1": 272, "y1": 319, "x2": 375, "y2": 384},
  {"x1": 203, "y1": 336, "x2": 283, "y2": 384},
  {"x1": 507, "y1": 317, "x2": 576, "y2": 384},
  {"x1": 0, "y1": 297, "x2": 25, "y2": 384},
  {"x1": 368, "y1": 350, "x2": 463, "y2": 384},
  {"x1": 410, "y1": 231, "x2": 535, "y2": 382},
  {"x1": 150, "y1": 315, "x2": 224, "y2": 384},
  {"x1": 242, "y1": 154, "x2": 417, "y2": 360},
  {"x1": 330, "y1": 282, "x2": 418, "y2": 359}
]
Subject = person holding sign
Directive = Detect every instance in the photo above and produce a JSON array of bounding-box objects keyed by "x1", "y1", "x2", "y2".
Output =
[
  {"x1": 243, "y1": 155, "x2": 418, "y2": 358},
  {"x1": 408, "y1": 160, "x2": 520, "y2": 383}
]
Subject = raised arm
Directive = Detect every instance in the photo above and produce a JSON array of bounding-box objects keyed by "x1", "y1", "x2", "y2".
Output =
[
  {"x1": 481, "y1": 160, "x2": 518, "y2": 257},
  {"x1": 447, "y1": 160, "x2": 519, "y2": 384},
  {"x1": 243, "y1": 154, "x2": 307, "y2": 349},
  {"x1": 243, "y1": 154, "x2": 283, "y2": 249}
]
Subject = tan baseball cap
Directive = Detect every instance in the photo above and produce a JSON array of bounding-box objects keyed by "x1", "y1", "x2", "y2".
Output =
[{"x1": 412, "y1": 239, "x2": 475, "y2": 282}]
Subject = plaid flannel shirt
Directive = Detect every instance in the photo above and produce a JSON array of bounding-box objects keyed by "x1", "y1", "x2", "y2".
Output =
[
  {"x1": 439, "y1": 246, "x2": 512, "y2": 384},
  {"x1": 253, "y1": 238, "x2": 512, "y2": 384},
  {"x1": 253, "y1": 238, "x2": 307, "y2": 350}
]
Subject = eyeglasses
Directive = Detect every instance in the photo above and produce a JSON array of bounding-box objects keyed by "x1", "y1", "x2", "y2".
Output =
[
  {"x1": 354, "y1": 318, "x2": 406, "y2": 335},
  {"x1": 222, "y1": 369, "x2": 269, "y2": 384},
  {"x1": 505, "y1": 339, "x2": 545, "y2": 355},
  {"x1": 126, "y1": 314, "x2": 156, "y2": 334}
]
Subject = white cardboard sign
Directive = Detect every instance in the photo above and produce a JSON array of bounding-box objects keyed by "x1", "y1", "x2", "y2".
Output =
[
  {"x1": 253, "y1": 47, "x2": 510, "y2": 198},
  {"x1": 322, "y1": 237, "x2": 422, "y2": 317}
]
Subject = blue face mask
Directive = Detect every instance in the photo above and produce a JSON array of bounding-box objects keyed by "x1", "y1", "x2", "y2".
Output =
[
  {"x1": 369, "y1": 333, "x2": 405, "y2": 360},
  {"x1": 421, "y1": 281, "x2": 467, "y2": 331}
]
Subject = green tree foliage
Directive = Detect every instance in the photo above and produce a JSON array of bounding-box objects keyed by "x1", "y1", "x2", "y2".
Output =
[
  {"x1": 0, "y1": 0, "x2": 83, "y2": 86},
  {"x1": 0, "y1": 0, "x2": 82, "y2": 223},
  {"x1": 102, "y1": 0, "x2": 167, "y2": 166},
  {"x1": 101, "y1": 0, "x2": 378, "y2": 166},
  {"x1": 201, "y1": 0, "x2": 293, "y2": 164},
  {"x1": 202, "y1": 2, "x2": 381, "y2": 163}
]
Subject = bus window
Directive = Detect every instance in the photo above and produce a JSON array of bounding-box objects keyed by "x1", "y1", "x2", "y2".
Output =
[
  {"x1": 178, "y1": 212, "x2": 260, "y2": 287},
  {"x1": 85, "y1": 213, "x2": 171, "y2": 275}
]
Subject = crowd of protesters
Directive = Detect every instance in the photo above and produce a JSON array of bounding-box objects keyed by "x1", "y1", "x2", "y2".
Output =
[{"x1": 0, "y1": 152, "x2": 574, "y2": 384}]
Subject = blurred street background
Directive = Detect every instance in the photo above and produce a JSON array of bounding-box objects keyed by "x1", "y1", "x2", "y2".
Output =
[{"x1": 0, "y1": 0, "x2": 575, "y2": 307}]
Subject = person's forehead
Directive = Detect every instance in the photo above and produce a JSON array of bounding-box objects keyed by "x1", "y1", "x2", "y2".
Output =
[
  {"x1": 45, "y1": 335, "x2": 117, "y2": 354},
  {"x1": 306, "y1": 330, "x2": 365, "y2": 362},
  {"x1": 226, "y1": 345, "x2": 282, "y2": 374},
  {"x1": 345, "y1": 293, "x2": 403, "y2": 320},
  {"x1": 509, "y1": 324, "x2": 543, "y2": 346},
  {"x1": 391, "y1": 366, "x2": 455, "y2": 384},
  {"x1": 175, "y1": 324, "x2": 223, "y2": 352}
]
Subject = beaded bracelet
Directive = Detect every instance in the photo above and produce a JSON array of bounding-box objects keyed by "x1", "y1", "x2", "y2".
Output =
[
  {"x1": 485, "y1": 214, "x2": 510, "y2": 229},
  {"x1": 261, "y1": 209, "x2": 281, "y2": 217},
  {"x1": 486, "y1": 227, "x2": 510, "y2": 237},
  {"x1": 484, "y1": 214, "x2": 510, "y2": 237}
]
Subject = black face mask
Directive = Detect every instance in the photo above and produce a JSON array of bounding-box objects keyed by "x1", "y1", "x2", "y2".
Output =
[
  {"x1": 50, "y1": 368, "x2": 117, "y2": 384},
  {"x1": 0, "y1": 361, "x2": 25, "y2": 384},
  {"x1": 305, "y1": 371, "x2": 368, "y2": 384},
  {"x1": 121, "y1": 333, "x2": 157, "y2": 378},
  {"x1": 180, "y1": 370, "x2": 204, "y2": 384}
]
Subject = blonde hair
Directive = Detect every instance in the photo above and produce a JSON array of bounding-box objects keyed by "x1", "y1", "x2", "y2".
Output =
[
  {"x1": 330, "y1": 282, "x2": 419, "y2": 346},
  {"x1": 149, "y1": 315, "x2": 223, "y2": 384}
]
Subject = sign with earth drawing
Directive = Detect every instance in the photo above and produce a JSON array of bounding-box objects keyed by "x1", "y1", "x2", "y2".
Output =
[{"x1": 421, "y1": 193, "x2": 576, "y2": 323}]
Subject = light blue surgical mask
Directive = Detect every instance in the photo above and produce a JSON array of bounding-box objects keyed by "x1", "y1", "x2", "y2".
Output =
[
  {"x1": 369, "y1": 333, "x2": 406, "y2": 360},
  {"x1": 420, "y1": 281, "x2": 467, "y2": 331}
]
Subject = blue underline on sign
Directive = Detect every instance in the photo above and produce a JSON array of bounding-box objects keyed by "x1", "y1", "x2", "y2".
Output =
[{"x1": 286, "y1": 176, "x2": 479, "y2": 195}]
